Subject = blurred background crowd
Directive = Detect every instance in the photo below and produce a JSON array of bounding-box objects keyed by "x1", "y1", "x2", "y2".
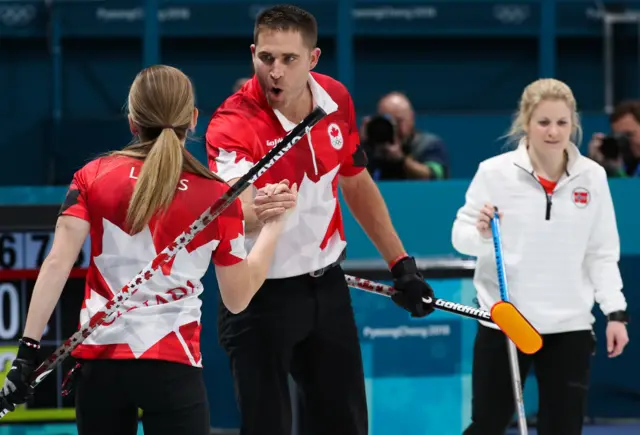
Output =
[
  {"x1": 2, "y1": 0, "x2": 640, "y2": 185},
  {"x1": 1, "y1": 0, "x2": 640, "y2": 434}
]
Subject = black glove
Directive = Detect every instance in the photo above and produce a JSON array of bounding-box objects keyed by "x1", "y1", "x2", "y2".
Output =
[
  {"x1": 0, "y1": 337, "x2": 40, "y2": 411},
  {"x1": 390, "y1": 256, "x2": 435, "y2": 318}
]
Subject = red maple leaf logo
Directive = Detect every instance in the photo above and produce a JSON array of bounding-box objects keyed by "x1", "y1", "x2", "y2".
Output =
[{"x1": 330, "y1": 126, "x2": 339, "y2": 137}]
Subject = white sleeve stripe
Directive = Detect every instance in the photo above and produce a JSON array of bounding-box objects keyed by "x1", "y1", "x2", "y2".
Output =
[
  {"x1": 230, "y1": 232, "x2": 247, "y2": 260},
  {"x1": 213, "y1": 149, "x2": 254, "y2": 182}
]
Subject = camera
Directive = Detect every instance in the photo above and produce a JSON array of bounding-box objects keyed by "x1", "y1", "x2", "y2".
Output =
[
  {"x1": 600, "y1": 132, "x2": 630, "y2": 160},
  {"x1": 364, "y1": 115, "x2": 397, "y2": 146}
]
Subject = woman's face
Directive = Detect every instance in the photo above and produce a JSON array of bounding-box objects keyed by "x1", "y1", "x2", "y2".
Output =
[{"x1": 527, "y1": 99, "x2": 573, "y2": 154}]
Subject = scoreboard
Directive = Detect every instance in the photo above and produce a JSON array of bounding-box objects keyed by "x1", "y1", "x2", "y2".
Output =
[
  {"x1": 0, "y1": 204, "x2": 91, "y2": 422},
  {"x1": 0, "y1": 231, "x2": 90, "y2": 274}
]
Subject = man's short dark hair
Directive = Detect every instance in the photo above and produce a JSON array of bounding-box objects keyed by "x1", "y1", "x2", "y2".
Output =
[
  {"x1": 254, "y1": 4, "x2": 318, "y2": 49},
  {"x1": 610, "y1": 100, "x2": 640, "y2": 124}
]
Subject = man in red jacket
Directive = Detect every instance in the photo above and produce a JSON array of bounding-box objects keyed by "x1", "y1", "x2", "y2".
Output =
[{"x1": 206, "y1": 4, "x2": 436, "y2": 434}]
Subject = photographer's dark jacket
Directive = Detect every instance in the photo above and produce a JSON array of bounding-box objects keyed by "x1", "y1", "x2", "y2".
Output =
[
  {"x1": 603, "y1": 147, "x2": 640, "y2": 178},
  {"x1": 410, "y1": 131, "x2": 449, "y2": 178},
  {"x1": 367, "y1": 130, "x2": 449, "y2": 181}
]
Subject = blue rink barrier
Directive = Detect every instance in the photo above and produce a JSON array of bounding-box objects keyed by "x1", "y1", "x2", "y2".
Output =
[
  {"x1": 341, "y1": 258, "x2": 540, "y2": 435},
  {"x1": 353, "y1": 276, "x2": 478, "y2": 434}
]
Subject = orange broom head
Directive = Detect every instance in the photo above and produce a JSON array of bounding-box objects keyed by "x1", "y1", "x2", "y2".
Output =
[{"x1": 491, "y1": 301, "x2": 543, "y2": 355}]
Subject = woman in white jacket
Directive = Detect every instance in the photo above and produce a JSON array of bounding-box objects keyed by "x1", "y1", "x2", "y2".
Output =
[{"x1": 452, "y1": 78, "x2": 629, "y2": 435}]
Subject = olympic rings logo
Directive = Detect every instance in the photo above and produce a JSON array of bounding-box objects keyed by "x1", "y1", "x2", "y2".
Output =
[
  {"x1": 493, "y1": 4, "x2": 531, "y2": 25},
  {"x1": 0, "y1": 5, "x2": 37, "y2": 27}
]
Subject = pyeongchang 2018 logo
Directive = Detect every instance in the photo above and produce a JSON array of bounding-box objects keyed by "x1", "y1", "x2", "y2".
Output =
[{"x1": 362, "y1": 324, "x2": 451, "y2": 340}]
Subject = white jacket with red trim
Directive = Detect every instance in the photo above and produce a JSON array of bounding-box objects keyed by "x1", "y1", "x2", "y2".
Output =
[{"x1": 451, "y1": 141, "x2": 627, "y2": 334}]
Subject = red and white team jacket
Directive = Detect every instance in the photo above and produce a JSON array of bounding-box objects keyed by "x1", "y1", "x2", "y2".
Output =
[
  {"x1": 206, "y1": 73, "x2": 368, "y2": 279},
  {"x1": 60, "y1": 155, "x2": 246, "y2": 367}
]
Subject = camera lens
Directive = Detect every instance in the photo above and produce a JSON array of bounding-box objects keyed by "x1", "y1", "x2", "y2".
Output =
[{"x1": 365, "y1": 115, "x2": 395, "y2": 145}]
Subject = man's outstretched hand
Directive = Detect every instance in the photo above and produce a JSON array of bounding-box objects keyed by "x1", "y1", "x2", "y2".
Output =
[
  {"x1": 390, "y1": 256, "x2": 435, "y2": 318},
  {"x1": 253, "y1": 179, "x2": 298, "y2": 223}
]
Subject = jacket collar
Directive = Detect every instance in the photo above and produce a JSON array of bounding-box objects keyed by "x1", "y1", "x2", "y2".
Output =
[
  {"x1": 512, "y1": 137, "x2": 585, "y2": 176},
  {"x1": 249, "y1": 73, "x2": 338, "y2": 133}
]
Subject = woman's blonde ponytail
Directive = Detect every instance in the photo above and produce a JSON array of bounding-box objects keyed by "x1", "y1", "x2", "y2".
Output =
[
  {"x1": 110, "y1": 65, "x2": 225, "y2": 233},
  {"x1": 126, "y1": 127, "x2": 183, "y2": 233}
]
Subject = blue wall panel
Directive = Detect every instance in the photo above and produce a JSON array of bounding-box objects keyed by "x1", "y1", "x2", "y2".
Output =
[{"x1": 1, "y1": 0, "x2": 640, "y2": 185}]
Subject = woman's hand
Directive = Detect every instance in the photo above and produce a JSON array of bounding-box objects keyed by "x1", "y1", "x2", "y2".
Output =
[
  {"x1": 253, "y1": 179, "x2": 298, "y2": 224},
  {"x1": 476, "y1": 203, "x2": 503, "y2": 239},
  {"x1": 606, "y1": 321, "x2": 629, "y2": 358}
]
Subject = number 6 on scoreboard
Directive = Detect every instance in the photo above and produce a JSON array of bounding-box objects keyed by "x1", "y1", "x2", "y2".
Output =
[{"x1": 0, "y1": 234, "x2": 20, "y2": 270}]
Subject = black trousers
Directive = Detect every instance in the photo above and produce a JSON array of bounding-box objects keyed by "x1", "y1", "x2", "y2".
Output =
[
  {"x1": 464, "y1": 324, "x2": 596, "y2": 435},
  {"x1": 74, "y1": 359, "x2": 210, "y2": 435},
  {"x1": 218, "y1": 265, "x2": 368, "y2": 435}
]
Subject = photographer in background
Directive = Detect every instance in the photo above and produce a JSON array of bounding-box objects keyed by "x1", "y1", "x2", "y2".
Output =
[
  {"x1": 588, "y1": 100, "x2": 640, "y2": 177},
  {"x1": 362, "y1": 92, "x2": 449, "y2": 181}
]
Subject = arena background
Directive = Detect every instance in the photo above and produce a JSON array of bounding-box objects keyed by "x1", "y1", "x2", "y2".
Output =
[{"x1": 1, "y1": 0, "x2": 640, "y2": 434}]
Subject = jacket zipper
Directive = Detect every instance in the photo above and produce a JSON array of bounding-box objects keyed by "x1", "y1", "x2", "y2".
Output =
[
  {"x1": 513, "y1": 158, "x2": 580, "y2": 221},
  {"x1": 307, "y1": 131, "x2": 318, "y2": 175},
  {"x1": 534, "y1": 175, "x2": 553, "y2": 221},
  {"x1": 515, "y1": 164, "x2": 555, "y2": 221},
  {"x1": 544, "y1": 191, "x2": 552, "y2": 220}
]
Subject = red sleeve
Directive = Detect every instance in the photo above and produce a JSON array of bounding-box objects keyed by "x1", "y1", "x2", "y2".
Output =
[
  {"x1": 339, "y1": 91, "x2": 368, "y2": 177},
  {"x1": 59, "y1": 163, "x2": 93, "y2": 221},
  {"x1": 212, "y1": 195, "x2": 247, "y2": 267},
  {"x1": 206, "y1": 110, "x2": 261, "y2": 182}
]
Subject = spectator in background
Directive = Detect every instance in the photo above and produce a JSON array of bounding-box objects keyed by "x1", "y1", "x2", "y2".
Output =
[
  {"x1": 232, "y1": 64, "x2": 255, "y2": 93},
  {"x1": 588, "y1": 100, "x2": 640, "y2": 177},
  {"x1": 232, "y1": 77, "x2": 250, "y2": 93},
  {"x1": 362, "y1": 91, "x2": 449, "y2": 180}
]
